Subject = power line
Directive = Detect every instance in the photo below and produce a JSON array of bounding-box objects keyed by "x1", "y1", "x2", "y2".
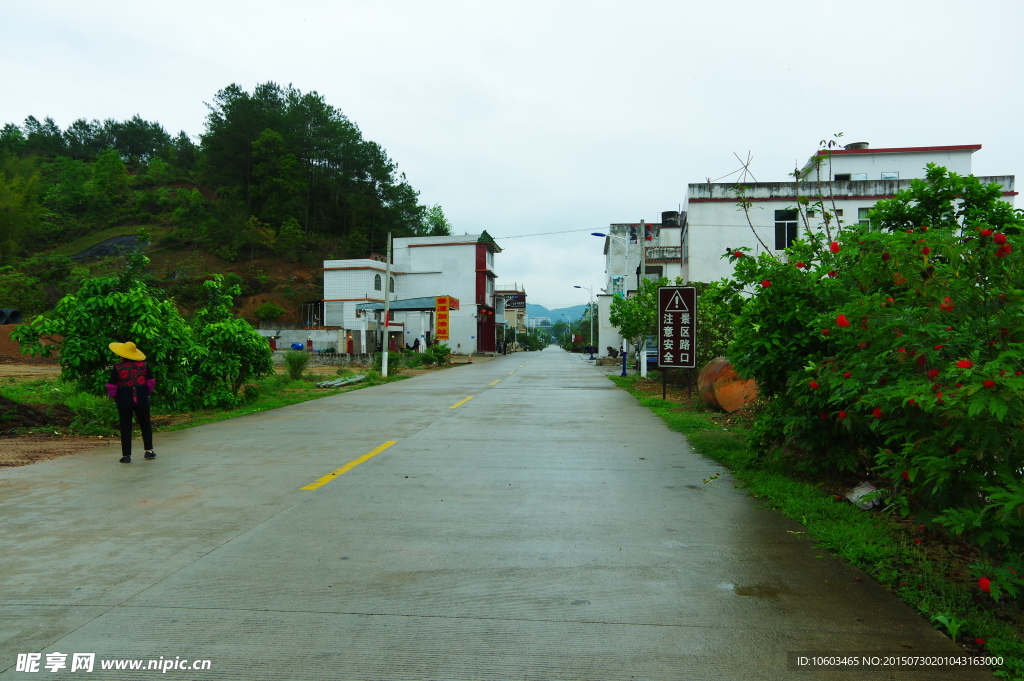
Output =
[{"x1": 498, "y1": 228, "x2": 598, "y2": 239}]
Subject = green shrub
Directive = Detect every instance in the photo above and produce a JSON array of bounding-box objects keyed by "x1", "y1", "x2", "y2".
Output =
[
  {"x1": 254, "y1": 302, "x2": 286, "y2": 320},
  {"x1": 710, "y1": 164, "x2": 1024, "y2": 555},
  {"x1": 423, "y1": 344, "x2": 451, "y2": 365},
  {"x1": 284, "y1": 350, "x2": 310, "y2": 380}
]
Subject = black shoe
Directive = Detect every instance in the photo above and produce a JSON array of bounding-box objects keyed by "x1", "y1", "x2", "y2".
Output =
[
  {"x1": 144, "y1": 450, "x2": 156, "y2": 460},
  {"x1": 120, "y1": 455, "x2": 131, "y2": 463}
]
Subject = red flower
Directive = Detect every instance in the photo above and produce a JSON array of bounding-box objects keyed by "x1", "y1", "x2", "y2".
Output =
[
  {"x1": 984, "y1": 380, "x2": 996, "y2": 389},
  {"x1": 913, "y1": 538, "x2": 922, "y2": 544},
  {"x1": 821, "y1": 328, "x2": 830, "y2": 336},
  {"x1": 836, "y1": 314, "x2": 850, "y2": 327},
  {"x1": 902, "y1": 470, "x2": 910, "y2": 481},
  {"x1": 809, "y1": 380, "x2": 819, "y2": 389},
  {"x1": 978, "y1": 577, "x2": 991, "y2": 593},
  {"x1": 882, "y1": 252, "x2": 891, "y2": 261},
  {"x1": 842, "y1": 372, "x2": 852, "y2": 379},
  {"x1": 829, "y1": 241, "x2": 840, "y2": 254},
  {"x1": 761, "y1": 280, "x2": 771, "y2": 288},
  {"x1": 956, "y1": 359, "x2": 973, "y2": 369},
  {"x1": 827, "y1": 270, "x2": 837, "y2": 278},
  {"x1": 927, "y1": 369, "x2": 939, "y2": 379},
  {"x1": 975, "y1": 638, "x2": 986, "y2": 646},
  {"x1": 119, "y1": 370, "x2": 128, "y2": 378},
  {"x1": 887, "y1": 297, "x2": 894, "y2": 302},
  {"x1": 795, "y1": 261, "x2": 805, "y2": 268},
  {"x1": 996, "y1": 249, "x2": 1008, "y2": 258},
  {"x1": 994, "y1": 233, "x2": 1007, "y2": 245},
  {"x1": 897, "y1": 347, "x2": 906, "y2": 353},
  {"x1": 955, "y1": 382, "x2": 963, "y2": 387},
  {"x1": 933, "y1": 344, "x2": 944, "y2": 350},
  {"x1": 858, "y1": 342, "x2": 869, "y2": 348},
  {"x1": 980, "y1": 229, "x2": 993, "y2": 237},
  {"x1": 921, "y1": 246, "x2": 931, "y2": 255},
  {"x1": 872, "y1": 407, "x2": 883, "y2": 419},
  {"x1": 733, "y1": 250, "x2": 743, "y2": 257},
  {"x1": 819, "y1": 412, "x2": 828, "y2": 419},
  {"x1": 838, "y1": 411, "x2": 847, "y2": 419}
]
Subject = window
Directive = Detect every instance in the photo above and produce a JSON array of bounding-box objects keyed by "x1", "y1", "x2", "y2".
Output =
[
  {"x1": 834, "y1": 174, "x2": 851, "y2": 181},
  {"x1": 835, "y1": 209, "x2": 844, "y2": 216},
  {"x1": 858, "y1": 207, "x2": 872, "y2": 228},
  {"x1": 389, "y1": 276, "x2": 395, "y2": 293},
  {"x1": 374, "y1": 273, "x2": 382, "y2": 291},
  {"x1": 851, "y1": 173, "x2": 867, "y2": 181},
  {"x1": 881, "y1": 171, "x2": 899, "y2": 180},
  {"x1": 775, "y1": 209, "x2": 798, "y2": 249}
]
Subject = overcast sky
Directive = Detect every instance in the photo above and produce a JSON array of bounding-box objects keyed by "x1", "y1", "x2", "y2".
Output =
[{"x1": 3, "y1": 0, "x2": 1022, "y2": 309}]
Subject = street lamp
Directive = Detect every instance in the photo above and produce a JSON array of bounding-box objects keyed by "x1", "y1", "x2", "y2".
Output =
[{"x1": 574, "y1": 284, "x2": 595, "y2": 360}]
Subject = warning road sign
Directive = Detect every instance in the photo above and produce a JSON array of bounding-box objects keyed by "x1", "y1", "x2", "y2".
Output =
[{"x1": 658, "y1": 286, "x2": 696, "y2": 368}]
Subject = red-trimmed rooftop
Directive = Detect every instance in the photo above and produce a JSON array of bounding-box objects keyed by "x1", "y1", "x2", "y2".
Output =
[{"x1": 816, "y1": 144, "x2": 981, "y2": 156}]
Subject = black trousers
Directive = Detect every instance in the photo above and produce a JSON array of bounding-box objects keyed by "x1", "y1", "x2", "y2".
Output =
[{"x1": 117, "y1": 400, "x2": 153, "y2": 458}]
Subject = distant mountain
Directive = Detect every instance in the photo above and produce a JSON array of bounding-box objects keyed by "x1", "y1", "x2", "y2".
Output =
[{"x1": 526, "y1": 303, "x2": 587, "y2": 324}]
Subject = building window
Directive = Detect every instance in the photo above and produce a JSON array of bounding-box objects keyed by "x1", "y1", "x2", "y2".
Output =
[
  {"x1": 858, "y1": 207, "x2": 872, "y2": 228},
  {"x1": 374, "y1": 274, "x2": 382, "y2": 291},
  {"x1": 389, "y1": 276, "x2": 395, "y2": 293},
  {"x1": 881, "y1": 171, "x2": 899, "y2": 180},
  {"x1": 834, "y1": 174, "x2": 851, "y2": 181},
  {"x1": 775, "y1": 209, "x2": 798, "y2": 249},
  {"x1": 835, "y1": 209, "x2": 844, "y2": 216},
  {"x1": 851, "y1": 173, "x2": 867, "y2": 181}
]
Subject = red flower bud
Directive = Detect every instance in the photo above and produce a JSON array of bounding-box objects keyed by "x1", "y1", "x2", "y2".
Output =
[
  {"x1": 994, "y1": 233, "x2": 1007, "y2": 245},
  {"x1": 996, "y1": 250, "x2": 1008, "y2": 258},
  {"x1": 836, "y1": 313, "x2": 850, "y2": 327},
  {"x1": 882, "y1": 252, "x2": 891, "y2": 261},
  {"x1": 829, "y1": 241, "x2": 840, "y2": 253},
  {"x1": 809, "y1": 380, "x2": 819, "y2": 389},
  {"x1": 913, "y1": 538, "x2": 922, "y2": 544},
  {"x1": 827, "y1": 270, "x2": 837, "y2": 278},
  {"x1": 984, "y1": 380, "x2": 996, "y2": 389},
  {"x1": 887, "y1": 297, "x2": 894, "y2": 302},
  {"x1": 956, "y1": 382, "x2": 963, "y2": 387},
  {"x1": 821, "y1": 328, "x2": 830, "y2": 336},
  {"x1": 921, "y1": 246, "x2": 931, "y2": 255},
  {"x1": 838, "y1": 411, "x2": 847, "y2": 419},
  {"x1": 733, "y1": 250, "x2": 743, "y2": 257},
  {"x1": 980, "y1": 229, "x2": 993, "y2": 237},
  {"x1": 902, "y1": 471, "x2": 909, "y2": 481},
  {"x1": 819, "y1": 412, "x2": 828, "y2": 419},
  {"x1": 897, "y1": 347, "x2": 907, "y2": 353},
  {"x1": 872, "y1": 407, "x2": 883, "y2": 419},
  {"x1": 933, "y1": 344, "x2": 944, "y2": 350},
  {"x1": 927, "y1": 369, "x2": 939, "y2": 379},
  {"x1": 956, "y1": 360, "x2": 973, "y2": 369},
  {"x1": 978, "y1": 577, "x2": 991, "y2": 593},
  {"x1": 761, "y1": 280, "x2": 771, "y2": 288},
  {"x1": 999, "y1": 244, "x2": 1012, "y2": 254},
  {"x1": 843, "y1": 372, "x2": 851, "y2": 379},
  {"x1": 858, "y1": 342, "x2": 868, "y2": 348},
  {"x1": 795, "y1": 261, "x2": 805, "y2": 268},
  {"x1": 975, "y1": 638, "x2": 986, "y2": 646}
]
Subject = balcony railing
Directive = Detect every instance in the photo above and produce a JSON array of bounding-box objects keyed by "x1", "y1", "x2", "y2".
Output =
[{"x1": 645, "y1": 246, "x2": 681, "y2": 262}]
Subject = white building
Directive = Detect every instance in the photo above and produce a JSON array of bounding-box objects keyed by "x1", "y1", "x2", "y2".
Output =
[
  {"x1": 595, "y1": 212, "x2": 684, "y2": 353},
  {"x1": 322, "y1": 233, "x2": 503, "y2": 354},
  {"x1": 682, "y1": 143, "x2": 1016, "y2": 284}
]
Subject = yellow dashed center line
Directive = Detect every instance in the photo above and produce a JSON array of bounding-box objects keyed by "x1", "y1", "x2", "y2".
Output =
[
  {"x1": 508, "y1": 370, "x2": 516, "y2": 374},
  {"x1": 489, "y1": 379, "x2": 501, "y2": 385},
  {"x1": 302, "y1": 441, "x2": 398, "y2": 490},
  {"x1": 450, "y1": 396, "x2": 474, "y2": 409}
]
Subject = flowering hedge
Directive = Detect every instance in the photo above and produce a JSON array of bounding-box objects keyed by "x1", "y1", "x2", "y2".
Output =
[{"x1": 709, "y1": 165, "x2": 1024, "y2": 554}]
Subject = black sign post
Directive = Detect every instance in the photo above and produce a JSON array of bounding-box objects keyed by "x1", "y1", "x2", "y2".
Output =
[{"x1": 657, "y1": 286, "x2": 697, "y2": 399}]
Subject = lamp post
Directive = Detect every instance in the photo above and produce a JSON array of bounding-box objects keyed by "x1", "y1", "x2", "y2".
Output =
[{"x1": 574, "y1": 285, "x2": 595, "y2": 360}]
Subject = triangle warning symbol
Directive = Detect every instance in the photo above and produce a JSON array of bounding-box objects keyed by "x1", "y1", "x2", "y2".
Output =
[{"x1": 665, "y1": 290, "x2": 689, "y2": 312}]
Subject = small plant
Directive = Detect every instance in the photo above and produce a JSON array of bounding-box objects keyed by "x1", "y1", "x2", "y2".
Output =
[
  {"x1": 423, "y1": 344, "x2": 451, "y2": 365},
  {"x1": 335, "y1": 367, "x2": 355, "y2": 378},
  {"x1": 283, "y1": 350, "x2": 310, "y2": 380},
  {"x1": 930, "y1": 613, "x2": 966, "y2": 640},
  {"x1": 63, "y1": 391, "x2": 118, "y2": 434}
]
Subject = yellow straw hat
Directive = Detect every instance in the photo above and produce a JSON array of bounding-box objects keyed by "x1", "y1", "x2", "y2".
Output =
[{"x1": 109, "y1": 341, "x2": 146, "y2": 361}]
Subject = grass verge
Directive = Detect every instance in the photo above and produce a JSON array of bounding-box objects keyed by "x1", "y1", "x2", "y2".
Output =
[{"x1": 610, "y1": 374, "x2": 1023, "y2": 680}]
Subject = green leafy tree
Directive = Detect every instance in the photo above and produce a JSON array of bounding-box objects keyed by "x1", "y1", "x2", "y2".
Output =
[
  {"x1": 422, "y1": 204, "x2": 452, "y2": 236},
  {"x1": 610, "y1": 276, "x2": 669, "y2": 358},
  {"x1": 89, "y1": 148, "x2": 130, "y2": 210},
  {"x1": 191, "y1": 275, "x2": 274, "y2": 405},
  {"x1": 0, "y1": 157, "x2": 42, "y2": 263},
  {"x1": 0, "y1": 267, "x2": 47, "y2": 315}
]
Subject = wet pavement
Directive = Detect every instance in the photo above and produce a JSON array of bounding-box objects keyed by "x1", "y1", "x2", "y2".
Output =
[{"x1": 0, "y1": 348, "x2": 993, "y2": 680}]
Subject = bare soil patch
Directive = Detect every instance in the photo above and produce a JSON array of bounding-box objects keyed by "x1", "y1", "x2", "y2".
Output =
[{"x1": 0, "y1": 434, "x2": 113, "y2": 467}]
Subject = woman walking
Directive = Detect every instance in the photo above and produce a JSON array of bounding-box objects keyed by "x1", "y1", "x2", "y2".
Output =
[{"x1": 106, "y1": 341, "x2": 156, "y2": 463}]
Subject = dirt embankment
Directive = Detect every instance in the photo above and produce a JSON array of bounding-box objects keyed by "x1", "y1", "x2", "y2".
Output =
[{"x1": 0, "y1": 324, "x2": 60, "y2": 365}]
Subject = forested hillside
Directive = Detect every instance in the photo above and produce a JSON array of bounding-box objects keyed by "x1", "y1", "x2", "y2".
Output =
[{"x1": 0, "y1": 82, "x2": 450, "y2": 324}]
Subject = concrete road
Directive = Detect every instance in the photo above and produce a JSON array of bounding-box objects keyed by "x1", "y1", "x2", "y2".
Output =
[{"x1": 0, "y1": 348, "x2": 992, "y2": 680}]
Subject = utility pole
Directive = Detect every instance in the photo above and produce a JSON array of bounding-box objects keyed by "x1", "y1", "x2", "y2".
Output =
[
  {"x1": 381, "y1": 232, "x2": 392, "y2": 377},
  {"x1": 639, "y1": 219, "x2": 648, "y2": 378}
]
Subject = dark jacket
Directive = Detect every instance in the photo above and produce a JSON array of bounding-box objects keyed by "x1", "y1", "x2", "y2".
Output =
[{"x1": 107, "y1": 360, "x2": 155, "y2": 406}]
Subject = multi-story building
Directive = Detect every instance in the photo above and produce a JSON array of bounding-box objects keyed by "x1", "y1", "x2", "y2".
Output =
[
  {"x1": 321, "y1": 232, "x2": 503, "y2": 355},
  {"x1": 595, "y1": 211, "x2": 684, "y2": 353},
  {"x1": 682, "y1": 143, "x2": 1015, "y2": 284},
  {"x1": 495, "y1": 283, "x2": 527, "y2": 349}
]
